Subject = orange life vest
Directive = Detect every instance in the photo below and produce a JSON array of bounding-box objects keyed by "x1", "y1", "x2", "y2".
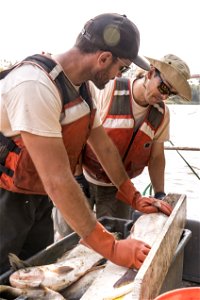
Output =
[
  {"x1": 0, "y1": 54, "x2": 95, "y2": 194},
  {"x1": 83, "y1": 77, "x2": 165, "y2": 183}
]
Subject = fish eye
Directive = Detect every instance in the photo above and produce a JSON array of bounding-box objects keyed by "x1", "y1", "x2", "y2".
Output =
[{"x1": 24, "y1": 269, "x2": 31, "y2": 273}]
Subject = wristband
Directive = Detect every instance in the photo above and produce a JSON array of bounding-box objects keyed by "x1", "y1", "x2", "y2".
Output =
[{"x1": 154, "y1": 192, "x2": 166, "y2": 199}]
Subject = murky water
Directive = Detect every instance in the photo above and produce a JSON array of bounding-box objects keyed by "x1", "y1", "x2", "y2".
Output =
[{"x1": 133, "y1": 104, "x2": 200, "y2": 221}]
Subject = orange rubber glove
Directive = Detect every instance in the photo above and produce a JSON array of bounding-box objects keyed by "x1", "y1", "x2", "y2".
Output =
[
  {"x1": 116, "y1": 179, "x2": 172, "y2": 216},
  {"x1": 81, "y1": 221, "x2": 151, "y2": 269}
]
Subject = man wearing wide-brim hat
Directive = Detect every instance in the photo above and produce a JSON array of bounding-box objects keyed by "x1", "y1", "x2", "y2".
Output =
[
  {"x1": 78, "y1": 54, "x2": 192, "y2": 220},
  {"x1": 146, "y1": 54, "x2": 191, "y2": 101}
]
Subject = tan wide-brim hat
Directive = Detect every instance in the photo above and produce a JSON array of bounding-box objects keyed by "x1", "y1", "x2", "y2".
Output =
[{"x1": 146, "y1": 54, "x2": 192, "y2": 101}]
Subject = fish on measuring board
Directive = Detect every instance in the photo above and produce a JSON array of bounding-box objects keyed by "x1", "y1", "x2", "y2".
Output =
[
  {"x1": 61, "y1": 264, "x2": 105, "y2": 300},
  {"x1": 111, "y1": 212, "x2": 169, "y2": 288},
  {"x1": 9, "y1": 244, "x2": 103, "y2": 292},
  {"x1": 80, "y1": 212, "x2": 168, "y2": 300},
  {"x1": 0, "y1": 285, "x2": 65, "y2": 300},
  {"x1": 129, "y1": 212, "x2": 168, "y2": 246}
]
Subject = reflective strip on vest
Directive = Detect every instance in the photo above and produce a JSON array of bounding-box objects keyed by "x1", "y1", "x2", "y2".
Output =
[
  {"x1": 103, "y1": 118, "x2": 134, "y2": 129},
  {"x1": 61, "y1": 100, "x2": 91, "y2": 125},
  {"x1": 113, "y1": 89, "x2": 130, "y2": 96},
  {"x1": 140, "y1": 122, "x2": 156, "y2": 140}
]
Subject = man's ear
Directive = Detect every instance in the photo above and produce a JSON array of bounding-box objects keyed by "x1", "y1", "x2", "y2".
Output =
[
  {"x1": 147, "y1": 65, "x2": 155, "y2": 79},
  {"x1": 97, "y1": 51, "x2": 113, "y2": 67}
]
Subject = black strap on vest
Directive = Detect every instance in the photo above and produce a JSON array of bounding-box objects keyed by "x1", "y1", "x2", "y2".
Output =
[
  {"x1": 0, "y1": 133, "x2": 21, "y2": 177},
  {"x1": 0, "y1": 164, "x2": 14, "y2": 177}
]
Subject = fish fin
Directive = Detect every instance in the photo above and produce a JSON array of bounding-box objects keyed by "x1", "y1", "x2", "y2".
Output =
[
  {"x1": 90, "y1": 264, "x2": 106, "y2": 271},
  {"x1": 8, "y1": 253, "x2": 31, "y2": 271},
  {"x1": 83, "y1": 263, "x2": 106, "y2": 277},
  {"x1": 0, "y1": 285, "x2": 22, "y2": 297},
  {"x1": 113, "y1": 268, "x2": 138, "y2": 288},
  {"x1": 53, "y1": 265, "x2": 74, "y2": 274},
  {"x1": 93, "y1": 257, "x2": 107, "y2": 267},
  {"x1": 81, "y1": 258, "x2": 106, "y2": 276}
]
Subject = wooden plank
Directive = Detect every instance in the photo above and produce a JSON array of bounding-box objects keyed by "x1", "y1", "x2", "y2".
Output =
[
  {"x1": 131, "y1": 193, "x2": 186, "y2": 300},
  {"x1": 80, "y1": 193, "x2": 186, "y2": 300}
]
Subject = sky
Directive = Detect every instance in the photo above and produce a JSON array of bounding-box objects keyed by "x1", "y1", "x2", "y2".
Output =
[{"x1": 1, "y1": 0, "x2": 199, "y2": 75}]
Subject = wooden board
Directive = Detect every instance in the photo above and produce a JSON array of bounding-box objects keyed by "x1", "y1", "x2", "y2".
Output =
[{"x1": 80, "y1": 193, "x2": 187, "y2": 300}]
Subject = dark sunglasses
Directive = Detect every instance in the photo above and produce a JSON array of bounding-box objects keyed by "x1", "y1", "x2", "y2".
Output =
[
  {"x1": 117, "y1": 57, "x2": 131, "y2": 74},
  {"x1": 155, "y1": 69, "x2": 177, "y2": 96}
]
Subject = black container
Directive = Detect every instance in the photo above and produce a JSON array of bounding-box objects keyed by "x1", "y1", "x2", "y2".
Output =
[
  {"x1": 0, "y1": 216, "x2": 192, "y2": 295},
  {"x1": 183, "y1": 219, "x2": 200, "y2": 283},
  {"x1": 159, "y1": 228, "x2": 192, "y2": 294},
  {"x1": 0, "y1": 217, "x2": 132, "y2": 285}
]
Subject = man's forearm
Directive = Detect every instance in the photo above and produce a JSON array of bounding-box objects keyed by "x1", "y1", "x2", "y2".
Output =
[
  {"x1": 148, "y1": 154, "x2": 165, "y2": 193},
  {"x1": 46, "y1": 175, "x2": 96, "y2": 238},
  {"x1": 21, "y1": 132, "x2": 96, "y2": 238},
  {"x1": 96, "y1": 143, "x2": 128, "y2": 188},
  {"x1": 87, "y1": 126, "x2": 129, "y2": 188}
]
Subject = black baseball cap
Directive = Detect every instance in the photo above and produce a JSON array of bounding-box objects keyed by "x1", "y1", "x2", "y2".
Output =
[{"x1": 81, "y1": 13, "x2": 150, "y2": 71}]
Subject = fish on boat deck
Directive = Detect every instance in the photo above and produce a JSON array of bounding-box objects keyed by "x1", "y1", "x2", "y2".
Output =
[
  {"x1": 80, "y1": 212, "x2": 168, "y2": 300},
  {"x1": 61, "y1": 265, "x2": 105, "y2": 300},
  {"x1": 0, "y1": 284, "x2": 65, "y2": 300},
  {"x1": 9, "y1": 244, "x2": 103, "y2": 292}
]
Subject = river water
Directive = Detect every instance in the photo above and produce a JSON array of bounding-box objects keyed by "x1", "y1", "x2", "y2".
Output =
[{"x1": 133, "y1": 104, "x2": 200, "y2": 221}]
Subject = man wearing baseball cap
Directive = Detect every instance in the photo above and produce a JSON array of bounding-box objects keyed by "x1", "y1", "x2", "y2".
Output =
[
  {"x1": 80, "y1": 13, "x2": 150, "y2": 72},
  {"x1": 0, "y1": 13, "x2": 172, "y2": 275}
]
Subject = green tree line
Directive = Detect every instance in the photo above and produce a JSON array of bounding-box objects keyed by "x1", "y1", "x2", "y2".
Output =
[{"x1": 167, "y1": 82, "x2": 200, "y2": 105}]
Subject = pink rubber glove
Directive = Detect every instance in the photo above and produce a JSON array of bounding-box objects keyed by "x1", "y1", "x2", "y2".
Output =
[{"x1": 116, "y1": 179, "x2": 172, "y2": 216}]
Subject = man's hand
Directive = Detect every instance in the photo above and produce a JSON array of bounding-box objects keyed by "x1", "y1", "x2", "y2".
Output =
[
  {"x1": 136, "y1": 197, "x2": 172, "y2": 216},
  {"x1": 116, "y1": 179, "x2": 172, "y2": 216},
  {"x1": 80, "y1": 222, "x2": 151, "y2": 269}
]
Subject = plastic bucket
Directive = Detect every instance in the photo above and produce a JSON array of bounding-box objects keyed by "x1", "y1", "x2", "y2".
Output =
[{"x1": 154, "y1": 287, "x2": 200, "y2": 300}]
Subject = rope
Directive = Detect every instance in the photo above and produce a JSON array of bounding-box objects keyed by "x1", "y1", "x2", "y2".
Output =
[
  {"x1": 142, "y1": 140, "x2": 200, "y2": 195},
  {"x1": 169, "y1": 140, "x2": 200, "y2": 180}
]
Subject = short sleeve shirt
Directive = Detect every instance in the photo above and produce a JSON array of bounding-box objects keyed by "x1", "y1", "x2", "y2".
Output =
[{"x1": 0, "y1": 64, "x2": 101, "y2": 137}]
